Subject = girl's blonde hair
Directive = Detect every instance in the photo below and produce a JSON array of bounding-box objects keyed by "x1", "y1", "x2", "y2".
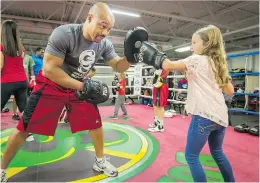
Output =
[{"x1": 195, "y1": 25, "x2": 231, "y2": 88}]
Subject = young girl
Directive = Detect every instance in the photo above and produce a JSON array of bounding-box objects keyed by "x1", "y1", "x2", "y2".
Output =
[{"x1": 159, "y1": 25, "x2": 235, "y2": 182}]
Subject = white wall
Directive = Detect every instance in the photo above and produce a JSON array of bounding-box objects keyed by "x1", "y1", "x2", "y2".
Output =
[{"x1": 227, "y1": 48, "x2": 259, "y2": 72}]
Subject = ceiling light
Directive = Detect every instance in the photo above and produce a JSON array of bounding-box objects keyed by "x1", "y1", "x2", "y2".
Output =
[
  {"x1": 175, "y1": 46, "x2": 191, "y2": 52},
  {"x1": 111, "y1": 9, "x2": 140, "y2": 17}
]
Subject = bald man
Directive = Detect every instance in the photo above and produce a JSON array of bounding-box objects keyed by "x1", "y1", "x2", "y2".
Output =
[{"x1": 1, "y1": 2, "x2": 131, "y2": 181}]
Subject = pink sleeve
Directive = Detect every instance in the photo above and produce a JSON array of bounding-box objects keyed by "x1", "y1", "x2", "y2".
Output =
[
  {"x1": 181, "y1": 54, "x2": 200, "y2": 74},
  {"x1": 0, "y1": 44, "x2": 3, "y2": 52}
]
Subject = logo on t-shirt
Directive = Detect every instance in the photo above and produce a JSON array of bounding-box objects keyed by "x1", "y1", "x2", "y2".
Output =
[
  {"x1": 78, "y1": 50, "x2": 96, "y2": 73},
  {"x1": 71, "y1": 50, "x2": 96, "y2": 79}
]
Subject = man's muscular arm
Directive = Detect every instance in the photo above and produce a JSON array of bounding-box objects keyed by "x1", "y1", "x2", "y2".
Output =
[
  {"x1": 43, "y1": 26, "x2": 83, "y2": 90},
  {"x1": 103, "y1": 39, "x2": 130, "y2": 73},
  {"x1": 108, "y1": 56, "x2": 130, "y2": 73},
  {"x1": 43, "y1": 53, "x2": 83, "y2": 90}
]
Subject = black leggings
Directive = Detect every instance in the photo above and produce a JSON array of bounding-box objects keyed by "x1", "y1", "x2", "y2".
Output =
[{"x1": 1, "y1": 81, "x2": 28, "y2": 112}]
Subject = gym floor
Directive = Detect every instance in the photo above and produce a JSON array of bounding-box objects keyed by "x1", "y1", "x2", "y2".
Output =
[{"x1": 1, "y1": 102, "x2": 259, "y2": 182}]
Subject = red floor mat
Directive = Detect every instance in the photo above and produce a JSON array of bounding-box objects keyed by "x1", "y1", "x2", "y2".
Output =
[{"x1": 99, "y1": 105, "x2": 259, "y2": 182}]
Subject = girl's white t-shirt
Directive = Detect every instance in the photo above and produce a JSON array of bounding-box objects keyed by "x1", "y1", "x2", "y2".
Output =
[{"x1": 181, "y1": 54, "x2": 229, "y2": 127}]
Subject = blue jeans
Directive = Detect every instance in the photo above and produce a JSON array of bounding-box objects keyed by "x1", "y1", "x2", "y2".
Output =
[{"x1": 185, "y1": 115, "x2": 235, "y2": 182}]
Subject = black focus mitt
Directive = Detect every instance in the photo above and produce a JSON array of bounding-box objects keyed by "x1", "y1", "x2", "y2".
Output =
[
  {"x1": 124, "y1": 27, "x2": 148, "y2": 64},
  {"x1": 75, "y1": 78, "x2": 110, "y2": 104}
]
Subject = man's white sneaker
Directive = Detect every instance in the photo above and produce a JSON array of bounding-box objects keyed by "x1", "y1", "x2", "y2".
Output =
[
  {"x1": 93, "y1": 157, "x2": 118, "y2": 177},
  {"x1": 1, "y1": 170, "x2": 8, "y2": 183},
  {"x1": 26, "y1": 134, "x2": 34, "y2": 142}
]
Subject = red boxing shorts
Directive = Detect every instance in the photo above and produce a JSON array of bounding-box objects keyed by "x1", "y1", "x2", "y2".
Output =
[
  {"x1": 152, "y1": 83, "x2": 169, "y2": 107},
  {"x1": 17, "y1": 71, "x2": 102, "y2": 136}
]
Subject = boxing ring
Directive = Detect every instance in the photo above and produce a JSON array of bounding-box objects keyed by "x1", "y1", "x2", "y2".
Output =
[
  {"x1": 1, "y1": 65, "x2": 259, "y2": 182},
  {"x1": 95, "y1": 64, "x2": 188, "y2": 111}
]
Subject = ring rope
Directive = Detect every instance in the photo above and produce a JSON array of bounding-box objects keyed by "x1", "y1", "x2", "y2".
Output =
[
  {"x1": 138, "y1": 95, "x2": 186, "y2": 104},
  {"x1": 109, "y1": 86, "x2": 133, "y2": 88},
  {"x1": 94, "y1": 75, "x2": 186, "y2": 79},
  {"x1": 107, "y1": 86, "x2": 187, "y2": 104},
  {"x1": 141, "y1": 75, "x2": 186, "y2": 79},
  {"x1": 110, "y1": 94, "x2": 137, "y2": 98},
  {"x1": 141, "y1": 65, "x2": 153, "y2": 69},
  {"x1": 107, "y1": 85, "x2": 188, "y2": 92},
  {"x1": 139, "y1": 86, "x2": 187, "y2": 92}
]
